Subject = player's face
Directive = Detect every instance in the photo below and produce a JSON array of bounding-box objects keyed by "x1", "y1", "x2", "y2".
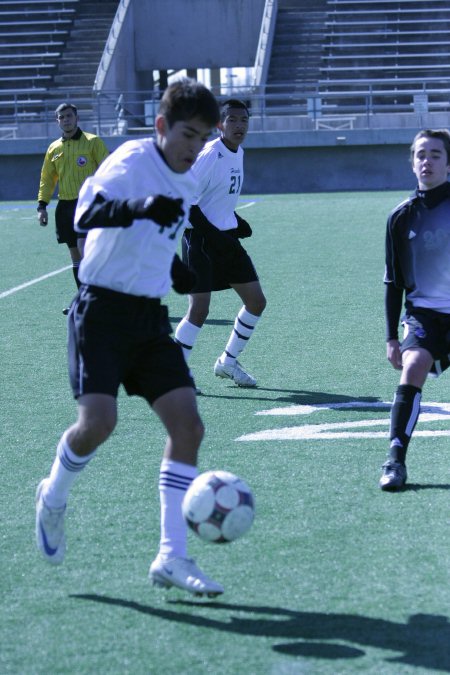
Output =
[
  {"x1": 220, "y1": 108, "x2": 249, "y2": 150},
  {"x1": 157, "y1": 116, "x2": 213, "y2": 173},
  {"x1": 57, "y1": 108, "x2": 78, "y2": 138},
  {"x1": 412, "y1": 136, "x2": 450, "y2": 190}
]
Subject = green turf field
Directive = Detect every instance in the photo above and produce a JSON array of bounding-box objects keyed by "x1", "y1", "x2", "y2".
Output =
[{"x1": 1, "y1": 195, "x2": 449, "y2": 674}]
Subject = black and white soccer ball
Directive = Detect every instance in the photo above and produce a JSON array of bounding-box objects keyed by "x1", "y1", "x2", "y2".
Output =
[{"x1": 182, "y1": 470, "x2": 255, "y2": 543}]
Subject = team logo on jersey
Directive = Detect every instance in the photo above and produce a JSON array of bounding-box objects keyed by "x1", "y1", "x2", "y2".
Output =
[{"x1": 77, "y1": 155, "x2": 88, "y2": 167}]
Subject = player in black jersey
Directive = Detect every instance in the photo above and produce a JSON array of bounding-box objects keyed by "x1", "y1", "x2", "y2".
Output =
[{"x1": 380, "y1": 129, "x2": 450, "y2": 489}]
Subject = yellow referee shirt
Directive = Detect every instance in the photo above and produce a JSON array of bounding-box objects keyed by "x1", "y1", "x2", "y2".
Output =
[{"x1": 38, "y1": 128, "x2": 109, "y2": 203}]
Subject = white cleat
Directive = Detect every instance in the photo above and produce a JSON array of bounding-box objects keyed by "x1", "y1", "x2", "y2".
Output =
[
  {"x1": 214, "y1": 358, "x2": 257, "y2": 388},
  {"x1": 149, "y1": 555, "x2": 224, "y2": 597},
  {"x1": 35, "y1": 479, "x2": 66, "y2": 565}
]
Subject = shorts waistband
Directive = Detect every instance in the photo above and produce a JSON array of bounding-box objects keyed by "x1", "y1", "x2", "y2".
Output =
[{"x1": 83, "y1": 284, "x2": 161, "y2": 306}]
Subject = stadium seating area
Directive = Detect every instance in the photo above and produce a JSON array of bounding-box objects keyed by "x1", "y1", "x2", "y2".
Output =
[
  {"x1": 0, "y1": 0, "x2": 449, "y2": 134},
  {"x1": 322, "y1": 0, "x2": 450, "y2": 88},
  {"x1": 263, "y1": 0, "x2": 450, "y2": 119},
  {"x1": 0, "y1": 0, "x2": 117, "y2": 131}
]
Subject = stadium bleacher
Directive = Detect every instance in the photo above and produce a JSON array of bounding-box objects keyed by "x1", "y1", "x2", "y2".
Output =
[
  {"x1": 322, "y1": 0, "x2": 450, "y2": 86},
  {"x1": 0, "y1": 0, "x2": 449, "y2": 136},
  {"x1": 0, "y1": 0, "x2": 118, "y2": 131}
]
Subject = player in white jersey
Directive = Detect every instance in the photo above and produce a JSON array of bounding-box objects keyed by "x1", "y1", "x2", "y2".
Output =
[
  {"x1": 35, "y1": 79, "x2": 225, "y2": 597},
  {"x1": 175, "y1": 99, "x2": 266, "y2": 388},
  {"x1": 380, "y1": 129, "x2": 450, "y2": 490}
]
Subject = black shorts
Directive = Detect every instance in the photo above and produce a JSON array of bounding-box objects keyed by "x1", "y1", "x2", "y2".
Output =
[
  {"x1": 181, "y1": 228, "x2": 258, "y2": 292},
  {"x1": 68, "y1": 285, "x2": 194, "y2": 404},
  {"x1": 55, "y1": 199, "x2": 85, "y2": 247},
  {"x1": 401, "y1": 307, "x2": 450, "y2": 362}
]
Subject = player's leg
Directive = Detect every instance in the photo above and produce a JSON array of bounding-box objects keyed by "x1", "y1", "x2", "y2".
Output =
[
  {"x1": 55, "y1": 200, "x2": 80, "y2": 289},
  {"x1": 149, "y1": 386, "x2": 223, "y2": 596},
  {"x1": 77, "y1": 235, "x2": 86, "y2": 259},
  {"x1": 36, "y1": 285, "x2": 122, "y2": 563},
  {"x1": 175, "y1": 292, "x2": 211, "y2": 362},
  {"x1": 36, "y1": 393, "x2": 117, "y2": 564},
  {"x1": 380, "y1": 347, "x2": 432, "y2": 490},
  {"x1": 215, "y1": 280, "x2": 266, "y2": 387}
]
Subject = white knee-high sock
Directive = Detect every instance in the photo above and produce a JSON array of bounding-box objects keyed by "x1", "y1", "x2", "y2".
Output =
[
  {"x1": 42, "y1": 432, "x2": 97, "y2": 508},
  {"x1": 158, "y1": 459, "x2": 198, "y2": 559},
  {"x1": 174, "y1": 319, "x2": 202, "y2": 363},
  {"x1": 221, "y1": 307, "x2": 261, "y2": 365}
]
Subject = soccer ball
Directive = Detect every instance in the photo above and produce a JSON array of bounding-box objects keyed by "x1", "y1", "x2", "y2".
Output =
[{"x1": 182, "y1": 470, "x2": 255, "y2": 543}]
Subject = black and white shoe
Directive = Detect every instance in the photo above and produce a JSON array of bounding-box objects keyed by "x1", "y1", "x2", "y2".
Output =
[{"x1": 379, "y1": 460, "x2": 407, "y2": 491}]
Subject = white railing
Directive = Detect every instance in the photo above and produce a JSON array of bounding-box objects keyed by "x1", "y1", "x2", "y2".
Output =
[
  {"x1": 253, "y1": 0, "x2": 278, "y2": 88},
  {"x1": 1, "y1": 79, "x2": 450, "y2": 138}
]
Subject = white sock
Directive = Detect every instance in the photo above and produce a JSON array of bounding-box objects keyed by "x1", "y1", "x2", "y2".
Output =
[
  {"x1": 221, "y1": 307, "x2": 260, "y2": 365},
  {"x1": 42, "y1": 432, "x2": 97, "y2": 508},
  {"x1": 158, "y1": 459, "x2": 198, "y2": 559},
  {"x1": 174, "y1": 319, "x2": 202, "y2": 363}
]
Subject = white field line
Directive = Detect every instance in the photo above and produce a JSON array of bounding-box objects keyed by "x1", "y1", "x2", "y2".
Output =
[
  {"x1": 236, "y1": 201, "x2": 256, "y2": 210},
  {"x1": 0, "y1": 265, "x2": 71, "y2": 299}
]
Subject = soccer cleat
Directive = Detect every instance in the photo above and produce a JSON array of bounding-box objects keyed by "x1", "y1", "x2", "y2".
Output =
[
  {"x1": 35, "y1": 479, "x2": 66, "y2": 564},
  {"x1": 214, "y1": 358, "x2": 257, "y2": 388},
  {"x1": 379, "y1": 460, "x2": 407, "y2": 491},
  {"x1": 149, "y1": 555, "x2": 224, "y2": 597},
  {"x1": 62, "y1": 307, "x2": 70, "y2": 316}
]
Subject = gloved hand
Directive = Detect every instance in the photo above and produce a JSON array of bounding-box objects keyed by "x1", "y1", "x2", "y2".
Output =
[
  {"x1": 139, "y1": 196, "x2": 184, "y2": 227},
  {"x1": 189, "y1": 205, "x2": 242, "y2": 257},
  {"x1": 37, "y1": 207, "x2": 48, "y2": 226},
  {"x1": 235, "y1": 212, "x2": 252, "y2": 238},
  {"x1": 171, "y1": 254, "x2": 197, "y2": 294}
]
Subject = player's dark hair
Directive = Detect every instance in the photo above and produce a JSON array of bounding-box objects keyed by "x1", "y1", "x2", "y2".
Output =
[
  {"x1": 55, "y1": 102, "x2": 78, "y2": 116},
  {"x1": 220, "y1": 99, "x2": 249, "y2": 121},
  {"x1": 159, "y1": 78, "x2": 219, "y2": 128},
  {"x1": 410, "y1": 129, "x2": 450, "y2": 163}
]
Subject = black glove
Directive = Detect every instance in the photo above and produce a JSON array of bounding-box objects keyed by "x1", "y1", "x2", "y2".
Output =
[
  {"x1": 189, "y1": 205, "x2": 242, "y2": 257},
  {"x1": 138, "y1": 195, "x2": 184, "y2": 227},
  {"x1": 235, "y1": 212, "x2": 252, "y2": 238},
  {"x1": 37, "y1": 202, "x2": 48, "y2": 226},
  {"x1": 171, "y1": 254, "x2": 197, "y2": 294}
]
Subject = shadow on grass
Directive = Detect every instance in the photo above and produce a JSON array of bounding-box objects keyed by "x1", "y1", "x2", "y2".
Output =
[
  {"x1": 170, "y1": 316, "x2": 234, "y2": 327},
  {"x1": 404, "y1": 483, "x2": 450, "y2": 491},
  {"x1": 70, "y1": 595, "x2": 450, "y2": 670},
  {"x1": 198, "y1": 388, "x2": 385, "y2": 406}
]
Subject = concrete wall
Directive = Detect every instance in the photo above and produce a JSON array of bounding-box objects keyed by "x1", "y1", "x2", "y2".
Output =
[
  {"x1": 0, "y1": 128, "x2": 418, "y2": 201},
  {"x1": 98, "y1": 0, "x2": 265, "y2": 94},
  {"x1": 133, "y1": 0, "x2": 265, "y2": 70}
]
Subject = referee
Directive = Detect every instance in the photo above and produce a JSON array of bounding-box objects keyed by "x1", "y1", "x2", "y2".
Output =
[{"x1": 37, "y1": 102, "x2": 109, "y2": 313}]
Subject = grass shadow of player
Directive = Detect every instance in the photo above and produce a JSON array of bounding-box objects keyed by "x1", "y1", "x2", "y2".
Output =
[{"x1": 70, "y1": 595, "x2": 450, "y2": 670}]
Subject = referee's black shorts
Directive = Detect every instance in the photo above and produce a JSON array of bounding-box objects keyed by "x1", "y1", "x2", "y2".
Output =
[
  {"x1": 55, "y1": 199, "x2": 85, "y2": 247},
  {"x1": 181, "y1": 228, "x2": 258, "y2": 292},
  {"x1": 68, "y1": 285, "x2": 194, "y2": 404}
]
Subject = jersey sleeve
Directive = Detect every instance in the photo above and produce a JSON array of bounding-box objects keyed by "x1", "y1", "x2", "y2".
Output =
[
  {"x1": 191, "y1": 146, "x2": 217, "y2": 204},
  {"x1": 37, "y1": 148, "x2": 58, "y2": 204},
  {"x1": 92, "y1": 137, "x2": 109, "y2": 168}
]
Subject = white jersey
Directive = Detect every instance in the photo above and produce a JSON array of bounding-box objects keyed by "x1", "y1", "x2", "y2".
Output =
[
  {"x1": 75, "y1": 138, "x2": 196, "y2": 298},
  {"x1": 191, "y1": 137, "x2": 244, "y2": 231}
]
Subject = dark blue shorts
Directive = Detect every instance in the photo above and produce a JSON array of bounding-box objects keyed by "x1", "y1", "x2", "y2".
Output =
[
  {"x1": 68, "y1": 285, "x2": 194, "y2": 404},
  {"x1": 181, "y1": 228, "x2": 258, "y2": 292},
  {"x1": 401, "y1": 307, "x2": 450, "y2": 376},
  {"x1": 55, "y1": 199, "x2": 84, "y2": 247}
]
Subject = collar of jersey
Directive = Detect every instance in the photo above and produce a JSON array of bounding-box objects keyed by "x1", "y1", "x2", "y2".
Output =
[
  {"x1": 61, "y1": 127, "x2": 82, "y2": 142},
  {"x1": 414, "y1": 181, "x2": 450, "y2": 209}
]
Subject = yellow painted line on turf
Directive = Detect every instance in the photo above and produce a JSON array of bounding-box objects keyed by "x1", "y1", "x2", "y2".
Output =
[{"x1": 0, "y1": 265, "x2": 71, "y2": 299}]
